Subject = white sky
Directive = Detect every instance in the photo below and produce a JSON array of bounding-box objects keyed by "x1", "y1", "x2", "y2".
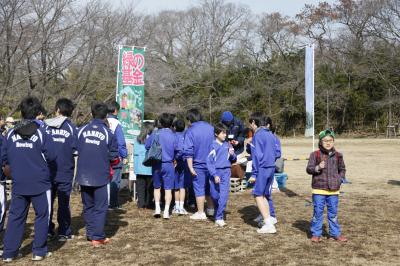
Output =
[{"x1": 113, "y1": 0, "x2": 338, "y2": 16}]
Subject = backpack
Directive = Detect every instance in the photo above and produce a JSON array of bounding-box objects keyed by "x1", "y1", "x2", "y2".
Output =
[{"x1": 142, "y1": 132, "x2": 162, "y2": 167}]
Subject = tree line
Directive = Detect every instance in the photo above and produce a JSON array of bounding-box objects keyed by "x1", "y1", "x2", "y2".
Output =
[{"x1": 1, "y1": 0, "x2": 399, "y2": 135}]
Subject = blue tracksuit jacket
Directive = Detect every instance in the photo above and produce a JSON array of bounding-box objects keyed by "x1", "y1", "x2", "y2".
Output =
[
  {"x1": 46, "y1": 118, "x2": 77, "y2": 183},
  {"x1": 249, "y1": 127, "x2": 276, "y2": 178},
  {"x1": 183, "y1": 121, "x2": 214, "y2": 169},
  {"x1": 107, "y1": 114, "x2": 127, "y2": 159},
  {"x1": 206, "y1": 140, "x2": 237, "y2": 177},
  {"x1": 76, "y1": 119, "x2": 119, "y2": 187},
  {"x1": 1, "y1": 121, "x2": 56, "y2": 195}
]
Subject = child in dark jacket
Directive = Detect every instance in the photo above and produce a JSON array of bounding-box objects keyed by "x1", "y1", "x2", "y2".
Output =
[
  {"x1": 206, "y1": 123, "x2": 236, "y2": 227},
  {"x1": 306, "y1": 129, "x2": 347, "y2": 243},
  {"x1": 2, "y1": 97, "x2": 56, "y2": 262},
  {"x1": 76, "y1": 102, "x2": 118, "y2": 247}
]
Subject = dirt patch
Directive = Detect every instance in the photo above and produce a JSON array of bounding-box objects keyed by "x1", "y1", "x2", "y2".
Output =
[{"x1": 5, "y1": 139, "x2": 400, "y2": 265}]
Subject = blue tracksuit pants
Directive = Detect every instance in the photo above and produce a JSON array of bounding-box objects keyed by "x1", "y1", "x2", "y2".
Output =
[
  {"x1": 81, "y1": 185, "x2": 108, "y2": 240},
  {"x1": 49, "y1": 181, "x2": 72, "y2": 236},
  {"x1": 311, "y1": 194, "x2": 341, "y2": 237},
  {"x1": 3, "y1": 190, "x2": 51, "y2": 258},
  {"x1": 209, "y1": 168, "x2": 230, "y2": 220}
]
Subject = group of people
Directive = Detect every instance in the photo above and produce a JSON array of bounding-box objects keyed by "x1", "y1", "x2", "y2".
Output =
[{"x1": 0, "y1": 96, "x2": 348, "y2": 262}]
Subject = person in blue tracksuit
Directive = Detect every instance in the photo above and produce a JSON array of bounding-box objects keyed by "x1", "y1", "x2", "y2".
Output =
[
  {"x1": 2, "y1": 97, "x2": 56, "y2": 262},
  {"x1": 183, "y1": 108, "x2": 215, "y2": 220},
  {"x1": 134, "y1": 122, "x2": 154, "y2": 209},
  {"x1": 76, "y1": 102, "x2": 118, "y2": 247},
  {"x1": 107, "y1": 101, "x2": 127, "y2": 209},
  {"x1": 172, "y1": 118, "x2": 190, "y2": 215},
  {"x1": 45, "y1": 98, "x2": 77, "y2": 241},
  {"x1": 207, "y1": 123, "x2": 237, "y2": 227},
  {"x1": 248, "y1": 113, "x2": 277, "y2": 234},
  {"x1": 145, "y1": 113, "x2": 178, "y2": 219}
]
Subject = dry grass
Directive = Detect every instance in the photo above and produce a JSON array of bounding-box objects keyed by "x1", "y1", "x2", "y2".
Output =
[{"x1": 5, "y1": 138, "x2": 400, "y2": 265}]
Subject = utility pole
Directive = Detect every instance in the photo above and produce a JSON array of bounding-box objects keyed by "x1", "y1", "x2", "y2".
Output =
[{"x1": 326, "y1": 89, "x2": 329, "y2": 128}]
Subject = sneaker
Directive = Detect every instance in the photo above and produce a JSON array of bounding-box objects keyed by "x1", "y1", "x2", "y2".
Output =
[
  {"x1": 179, "y1": 208, "x2": 188, "y2": 215},
  {"x1": 257, "y1": 216, "x2": 278, "y2": 227},
  {"x1": 32, "y1": 252, "x2": 52, "y2": 261},
  {"x1": 163, "y1": 210, "x2": 170, "y2": 219},
  {"x1": 311, "y1": 236, "x2": 322, "y2": 243},
  {"x1": 190, "y1": 212, "x2": 207, "y2": 220},
  {"x1": 153, "y1": 209, "x2": 161, "y2": 218},
  {"x1": 215, "y1": 219, "x2": 226, "y2": 227},
  {"x1": 58, "y1": 235, "x2": 74, "y2": 242},
  {"x1": 91, "y1": 238, "x2": 110, "y2": 247},
  {"x1": 206, "y1": 208, "x2": 215, "y2": 217},
  {"x1": 3, "y1": 253, "x2": 22, "y2": 263},
  {"x1": 172, "y1": 206, "x2": 179, "y2": 214},
  {"x1": 331, "y1": 235, "x2": 348, "y2": 242},
  {"x1": 270, "y1": 216, "x2": 278, "y2": 225},
  {"x1": 257, "y1": 222, "x2": 277, "y2": 234}
]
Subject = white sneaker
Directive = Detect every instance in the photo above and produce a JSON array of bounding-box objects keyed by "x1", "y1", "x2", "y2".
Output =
[
  {"x1": 153, "y1": 209, "x2": 161, "y2": 218},
  {"x1": 270, "y1": 216, "x2": 278, "y2": 225},
  {"x1": 206, "y1": 208, "x2": 215, "y2": 217},
  {"x1": 32, "y1": 252, "x2": 52, "y2": 261},
  {"x1": 163, "y1": 210, "x2": 170, "y2": 219},
  {"x1": 257, "y1": 221, "x2": 277, "y2": 234},
  {"x1": 215, "y1": 219, "x2": 226, "y2": 227},
  {"x1": 179, "y1": 208, "x2": 188, "y2": 215},
  {"x1": 172, "y1": 206, "x2": 179, "y2": 215},
  {"x1": 190, "y1": 212, "x2": 207, "y2": 220},
  {"x1": 254, "y1": 214, "x2": 263, "y2": 223}
]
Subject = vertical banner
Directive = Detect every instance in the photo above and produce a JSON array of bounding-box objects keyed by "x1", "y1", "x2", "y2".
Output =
[
  {"x1": 116, "y1": 46, "x2": 145, "y2": 142},
  {"x1": 304, "y1": 44, "x2": 314, "y2": 140}
]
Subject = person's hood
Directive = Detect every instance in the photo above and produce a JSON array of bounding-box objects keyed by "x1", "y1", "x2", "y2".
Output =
[
  {"x1": 45, "y1": 116, "x2": 68, "y2": 129},
  {"x1": 14, "y1": 120, "x2": 39, "y2": 140}
]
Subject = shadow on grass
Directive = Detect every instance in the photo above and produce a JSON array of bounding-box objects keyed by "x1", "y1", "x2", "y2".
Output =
[
  {"x1": 293, "y1": 220, "x2": 328, "y2": 238},
  {"x1": 388, "y1": 180, "x2": 400, "y2": 186},
  {"x1": 238, "y1": 205, "x2": 259, "y2": 228}
]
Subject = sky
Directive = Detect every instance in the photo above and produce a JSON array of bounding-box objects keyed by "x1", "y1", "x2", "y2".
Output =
[{"x1": 115, "y1": 0, "x2": 338, "y2": 17}]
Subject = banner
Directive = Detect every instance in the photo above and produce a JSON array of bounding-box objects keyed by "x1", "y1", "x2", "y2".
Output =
[
  {"x1": 304, "y1": 44, "x2": 314, "y2": 138},
  {"x1": 116, "y1": 46, "x2": 145, "y2": 142}
]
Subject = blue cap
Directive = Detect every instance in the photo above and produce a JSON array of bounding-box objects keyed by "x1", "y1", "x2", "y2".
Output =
[{"x1": 221, "y1": 111, "x2": 234, "y2": 123}]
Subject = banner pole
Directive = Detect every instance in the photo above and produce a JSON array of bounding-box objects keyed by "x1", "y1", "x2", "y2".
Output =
[{"x1": 115, "y1": 45, "x2": 122, "y2": 101}]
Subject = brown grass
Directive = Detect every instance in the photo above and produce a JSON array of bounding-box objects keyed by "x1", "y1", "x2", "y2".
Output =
[{"x1": 5, "y1": 138, "x2": 400, "y2": 265}]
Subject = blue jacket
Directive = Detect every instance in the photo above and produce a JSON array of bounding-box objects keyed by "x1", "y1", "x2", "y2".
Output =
[
  {"x1": 76, "y1": 119, "x2": 119, "y2": 187},
  {"x1": 46, "y1": 118, "x2": 77, "y2": 183},
  {"x1": 249, "y1": 127, "x2": 276, "y2": 178},
  {"x1": 145, "y1": 128, "x2": 177, "y2": 163},
  {"x1": 225, "y1": 117, "x2": 245, "y2": 154},
  {"x1": 133, "y1": 139, "x2": 152, "y2": 176},
  {"x1": 206, "y1": 140, "x2": 237, "y2": 178},
  {"x1": 183, "y1": 121, "x2": 214, "y2": 169},
  {"x1": 107, "y1": 114, "x2": 127, "y2": 159},
  {"x1": 1, "y1": 120, "x2": 57, "y2": 195}
]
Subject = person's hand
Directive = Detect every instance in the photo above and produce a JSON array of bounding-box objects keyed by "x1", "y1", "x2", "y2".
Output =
[
  {"x1": 248, "y1": 176, "x2": 256, "y2": 184},
  {"x1": 123, "y1": 158, "x2": 128, "y2": 165},
  {"x1": 230, "y1": 140, "x2": 239, "y2": 146},
  {"x1": 318, "y1": 160, "x2": 326, "y2": 169},
  {"x1": 189, "y1": 167, "x2": 197, "y2": 176},
  {"x1": 229, "y1": 147, "x2": 235, "y2": 155},
  {"x1": 214, "y1": 176, "x2": 220, "y2": 184}
]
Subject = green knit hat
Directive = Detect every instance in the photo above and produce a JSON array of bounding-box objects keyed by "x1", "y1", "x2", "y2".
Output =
[{"x1": 319, "y1": 128, "x2": 336, "y2": 140}]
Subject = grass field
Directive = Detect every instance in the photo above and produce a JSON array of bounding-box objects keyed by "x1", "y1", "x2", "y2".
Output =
[{"x1": 4, "y1": 138, "x2": 400, "y2": 265}]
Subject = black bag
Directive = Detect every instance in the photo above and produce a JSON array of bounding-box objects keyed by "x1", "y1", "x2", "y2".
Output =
[{"x1": 142, "y1": 132, "x2": 162, "y2": 167}]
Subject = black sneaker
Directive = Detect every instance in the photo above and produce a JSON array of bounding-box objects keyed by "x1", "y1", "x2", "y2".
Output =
[{"x1": 32, "y1": 252, "x2": 52, "y2": 261}]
